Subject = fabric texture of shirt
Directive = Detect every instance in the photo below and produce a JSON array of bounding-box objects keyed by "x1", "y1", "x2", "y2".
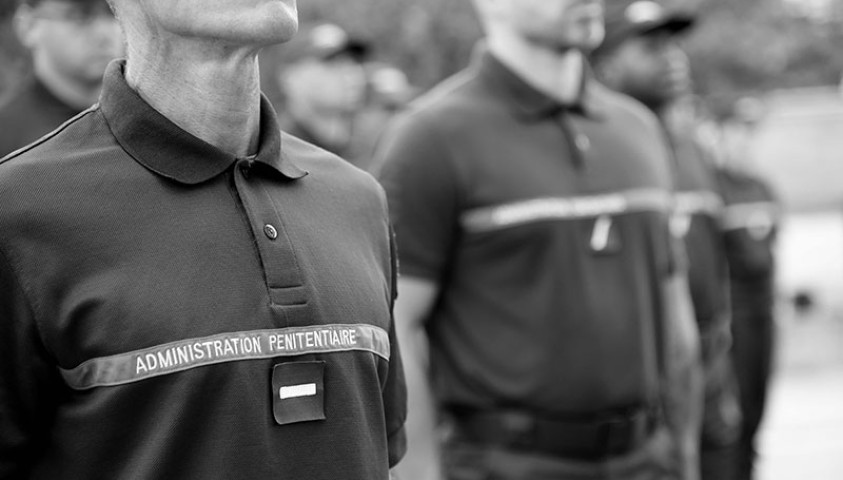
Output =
[
  {"x1": 0, "y1": 60, "x2": 406, "y2": 479},
  {"x1": 377, "y1": 50, "x2": 680, "y2": 415},
  {"x1": 0, "y1": 76, "x2": 81, "y2": 158}
]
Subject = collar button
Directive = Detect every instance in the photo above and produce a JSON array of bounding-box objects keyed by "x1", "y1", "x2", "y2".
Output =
[
  {"x1": 264, "y1": 224, "x2": 278, "y2": 240},
  {"x1": 239, "y1": 159, "x2": 254, "y2": 178}
]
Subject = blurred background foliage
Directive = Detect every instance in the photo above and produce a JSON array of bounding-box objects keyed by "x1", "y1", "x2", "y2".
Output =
[
  {"x1": 2, "y1": 0, "x2": 843, "y2": 109},
  {"x1": 687, "y1": 0, "x2": 843, "y2": 113}
]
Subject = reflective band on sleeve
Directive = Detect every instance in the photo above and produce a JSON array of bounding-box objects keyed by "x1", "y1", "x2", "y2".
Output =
[
  {"x1": 673, "y1": 190, "x2": 724, "y2": 217},
  {"x1": 60, "y1": 324, "x2": 390, "y2": 391},
  {"x1": 461, "y1": 188, "x2": 673, "y2": 233},
  {"x1": 721, "y1": 201, "x2": 780, "y2": 232}
]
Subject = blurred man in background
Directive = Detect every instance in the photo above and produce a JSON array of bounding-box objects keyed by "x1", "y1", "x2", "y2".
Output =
[
  {"x1": 277, "y1": 23, "x2": 370, "y2": 163},
  {"x1": 353, "y1": 61, "x2": 417, "y2": 172},
  {"x1": 0, "y1": 0, "x2": 122, "y2": 157},
  {"x1": 593, "y1": 2, "x2": 744, "y2": 479},
  {"x1": 377, "y1": 0, "x2": 703, "y2": 478},
  {"x1": 716, "y1": 98, "x2": 780, "y2": 480}
]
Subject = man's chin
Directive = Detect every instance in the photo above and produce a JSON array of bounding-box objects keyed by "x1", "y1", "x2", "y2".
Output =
[{"x1": 255, "y1": 2, "x2": 298, "y2": 42}]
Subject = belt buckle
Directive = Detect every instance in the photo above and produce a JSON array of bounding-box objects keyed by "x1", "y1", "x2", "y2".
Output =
[
  {"x1": 500, "y1": 412, "x2": 537, "y2": 451},
  {"x1": 601, "y1": 409, "x2": 647, "y2": 457}
]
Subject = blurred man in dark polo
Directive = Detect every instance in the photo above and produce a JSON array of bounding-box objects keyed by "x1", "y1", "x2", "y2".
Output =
[
  {"x1": 0, "y1": 0, "x2": 122, "y2": 157},
  {"x1": 277, "y1": 23, "x2": 371, "y2": 163},
  {"x1": 593, "y1": 2, "x2": 743, "y2": 479},
  {"x1": 377, "y1": 0, "x2": 704, "y2": 478}
]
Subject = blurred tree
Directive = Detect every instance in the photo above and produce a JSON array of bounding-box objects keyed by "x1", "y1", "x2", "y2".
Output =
[{"x1": 685, "y1": 0, "x2": 843, "y2": 114}]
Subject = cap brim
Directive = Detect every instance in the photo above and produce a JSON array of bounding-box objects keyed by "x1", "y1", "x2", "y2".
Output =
[
  {"x1": 638, "y1": 14, "x2": 695, "y2": 36},
  {"x1": 594, "y1": 13, "x2": 695, "y2": 57},
  {"x1": 321, "y1": 40, "x2": 370, "y2": 62}
]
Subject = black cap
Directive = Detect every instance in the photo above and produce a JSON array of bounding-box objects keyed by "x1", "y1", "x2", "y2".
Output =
[
  {"x1": 595, "y1": 0, "x2": 695, "y2": 57},
  {"x1": 284, "y1": 23, "x2": 371, "y2": 63}
]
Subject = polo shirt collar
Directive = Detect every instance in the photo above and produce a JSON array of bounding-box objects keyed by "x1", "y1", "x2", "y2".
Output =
[
  {"x1": 477, "y1": 48, "x2": 605, "y2": 121},
  {"x1": 99, "y1": 60, "x2": 307, "y2": 185}
]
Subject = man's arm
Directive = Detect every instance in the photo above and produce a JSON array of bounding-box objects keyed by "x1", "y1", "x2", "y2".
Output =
[
  {"x1": 375, "y1": 108, "x2": 460, "y2": 480},
  {"x1": 390, "y1": 275, "x2": 442, "y2": 480},
  {"x1": 660, "y1": 271, "x2": 704, "y2": 480},
  {"x1": 0, "y1": 248, "x2": 59, "y2": 477}
]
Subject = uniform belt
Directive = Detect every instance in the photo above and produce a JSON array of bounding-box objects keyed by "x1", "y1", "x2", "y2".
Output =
[{"x1": 447, "y1": 405, "x2": 660, "y2": 460}]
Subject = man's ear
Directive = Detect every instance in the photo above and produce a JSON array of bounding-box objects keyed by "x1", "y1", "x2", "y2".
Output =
[{"x1": 13, "y1": 5, "x2": 41, "y2": 50}]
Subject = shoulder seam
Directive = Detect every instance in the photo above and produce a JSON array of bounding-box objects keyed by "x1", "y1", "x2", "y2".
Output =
[
  {"x1": 0, "y1": 105, "x2": 99, "y2": 167},
  {"x1": 408, "y1": 69, "x2": 475, "y2": 115}
]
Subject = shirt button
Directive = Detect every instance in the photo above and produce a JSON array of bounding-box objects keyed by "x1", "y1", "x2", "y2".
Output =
[
  {"x1": 264, "y1": 224, "x2": 278, "y2": 240},
  {"x1": 575, "y1": 133, "x2": 591, "y2": 152}
]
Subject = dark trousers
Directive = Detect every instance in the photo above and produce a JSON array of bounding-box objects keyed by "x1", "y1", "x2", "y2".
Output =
[
  {"x1": 700, "y1": 350, "x2": 743, "y2": 480},
  {"x1": 443, "y1": 427, "x2": 677, "y2": 480},
  {"x1": 701, "y1": 442, "x2": 739, "y2": 480},
  {"x1": 731, "y1": 308, "x2": 775, "y2": 480}
]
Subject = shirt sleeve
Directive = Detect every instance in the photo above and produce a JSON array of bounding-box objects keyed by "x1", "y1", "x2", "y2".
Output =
[
  {"x1": 383, "y1": 229, "x2": 407, "y2": 467},
  {"x1": 375, "y1": 111, "x2": 461, "y2": 282},
  {"x1": 0, "y1": 247, "x2": 61, "y2": 477},
  {"x1": 384, "y1": 323, "x2": 408, "y2": 468}
]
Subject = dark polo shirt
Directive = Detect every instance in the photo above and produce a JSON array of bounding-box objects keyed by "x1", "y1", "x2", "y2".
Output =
[
  {"x1": 377, "y1": 51, "x2": 679, "y2": 414},
  {"x1": 0, "y1": 77, "x2": 80, "y2": 158},
  {"x1": 0, "y1": 61, "x2": 406, "y2": 479}
]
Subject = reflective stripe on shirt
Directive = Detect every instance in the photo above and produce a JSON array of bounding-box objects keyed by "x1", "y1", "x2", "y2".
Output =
[
  {"x1": 673, "y1": 190, "x2": 724, "y2": 217},
  {"x1": 721, "y1": 201, "x2": 780, "y2": 232},
  {"x1": 460, "y1": 188, "x2": 673, "y2": 233},
  {"x1": 60, "y1": 323, "x2": 390, "y2": 390}
]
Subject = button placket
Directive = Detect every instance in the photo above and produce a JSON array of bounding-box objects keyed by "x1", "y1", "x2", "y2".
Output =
[
  {"x1": 555, "y1": 113, "x2": 588, "y2": 167},
  {"x1": 232, "y1": 160, "x2": 307, "y2": 308}
]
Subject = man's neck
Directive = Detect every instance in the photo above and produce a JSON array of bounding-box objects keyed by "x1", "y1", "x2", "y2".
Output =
[
  {"x1": 643, "y1": 95, "x2": 671, "y2": 119},
  {"x1": 487, "y1": 33, "x2": 584, "y2": 105},
  {"x1": 125, "y1": 38, "x2": 263, "y2": 158},
  {"x1": 34, "y1": 58, "x2": 100, "y2": 111}
]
